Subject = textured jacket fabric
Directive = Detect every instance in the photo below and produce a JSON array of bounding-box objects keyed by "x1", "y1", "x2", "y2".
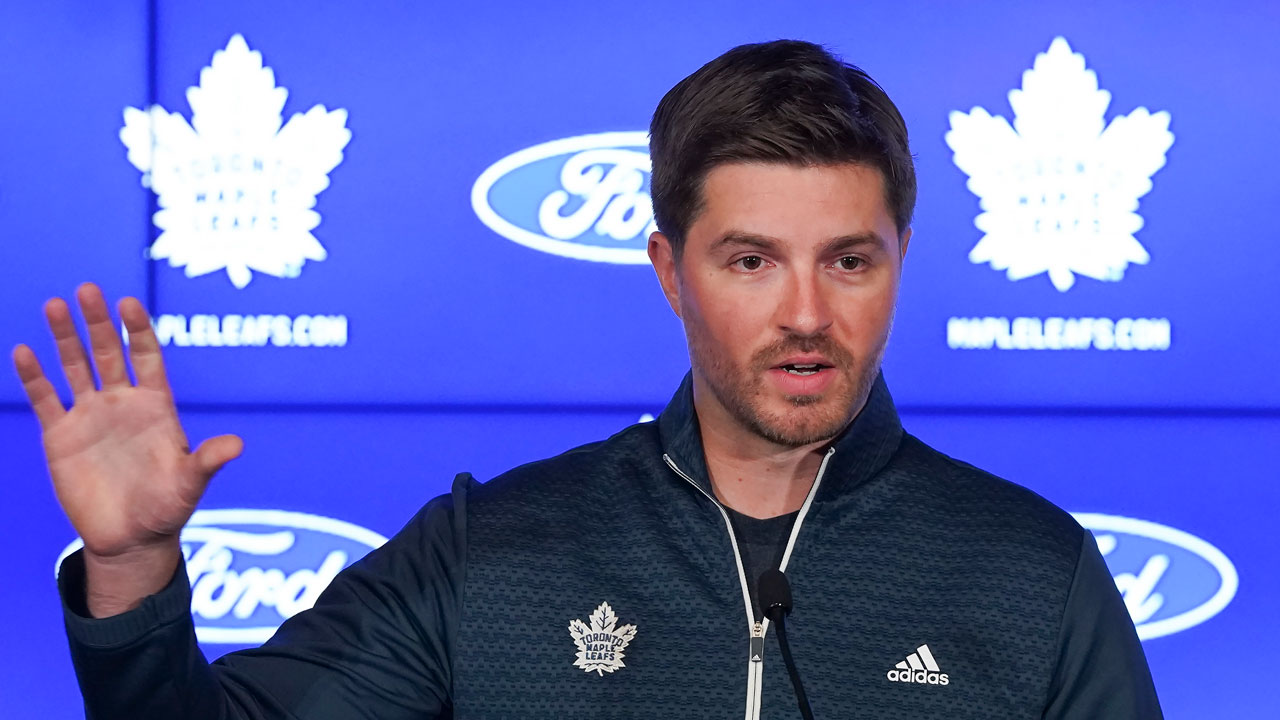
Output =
[{"x1": 58, "y1": 373, "x2": 1162, "y2": 719}]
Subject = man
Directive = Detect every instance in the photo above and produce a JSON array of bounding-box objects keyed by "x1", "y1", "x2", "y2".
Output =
[{"x1": 14, "y1": 40, "x2": 1161, "y2": 718}]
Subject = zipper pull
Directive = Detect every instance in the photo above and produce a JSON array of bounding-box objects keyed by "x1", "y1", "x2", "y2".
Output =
[{"x1": 750, "y1": 621, "x2": 764, "y2": 663}]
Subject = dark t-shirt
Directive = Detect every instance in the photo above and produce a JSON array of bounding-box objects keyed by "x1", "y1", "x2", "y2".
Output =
[{"x1": 724, "y1": 505, "x2": 801, "y2": 621}]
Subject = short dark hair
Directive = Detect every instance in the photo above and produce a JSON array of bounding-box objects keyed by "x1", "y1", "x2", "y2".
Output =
[{"x1": 649, "y1": 40, "x2": 916, "y2": 255}]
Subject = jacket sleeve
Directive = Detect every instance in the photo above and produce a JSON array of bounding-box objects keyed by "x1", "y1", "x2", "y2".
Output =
[
  {"x1": 1041, "y1": 529, "x2": 1163, "y2": 719},
  {"x1": 57, "y1": 473, "x2": 475, "y2": 720}
]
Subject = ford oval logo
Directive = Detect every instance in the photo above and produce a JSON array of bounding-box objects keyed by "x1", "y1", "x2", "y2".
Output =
[
  {"x1": 56, "y1": 509, "x2": 387, "y2": 644},
  {"x1": 472, "y1": 131, "x2": 655, "y2": 264},
  {"x1": 1073, "y1": 513, "x2": 1238, "y2": 640}
]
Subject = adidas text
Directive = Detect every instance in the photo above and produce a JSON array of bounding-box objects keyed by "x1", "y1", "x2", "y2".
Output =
[{"x1": 886, "y1": 669, "x2": 950, "y2": 685}]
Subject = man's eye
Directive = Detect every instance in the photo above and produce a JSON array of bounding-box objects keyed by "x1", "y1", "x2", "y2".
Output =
[
  {"x1": 837, "y1": 256, "x2": 864, "y2": 270},
  {"x1": 736, "y1": 256, "x2": 764, "y2": 271}
]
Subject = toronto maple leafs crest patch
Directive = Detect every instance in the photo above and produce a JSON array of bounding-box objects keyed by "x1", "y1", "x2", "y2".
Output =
[{"x1": 568, "y1": 602, "x2": 637, "y2": 676}]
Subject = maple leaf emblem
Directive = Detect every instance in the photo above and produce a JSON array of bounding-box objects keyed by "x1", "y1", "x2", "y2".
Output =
[
  {"x1": 120, "y1": 34, "x2": 351, "y2": 289},
  {"x1": 568, "y1": 601, "x2": 637, "y2": 676},
  {"x1": 946, "y1": 36, "x2": 1173, "y2": 292}
]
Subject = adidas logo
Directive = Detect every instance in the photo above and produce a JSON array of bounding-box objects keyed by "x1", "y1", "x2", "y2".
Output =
[{"x1": 885, "y1": 644, "x2": 950, "y2": 686}]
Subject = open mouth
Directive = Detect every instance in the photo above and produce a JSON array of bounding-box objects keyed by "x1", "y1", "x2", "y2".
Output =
[{"x1": 778, "y1": 363, "x2": 828, "y2": 376}]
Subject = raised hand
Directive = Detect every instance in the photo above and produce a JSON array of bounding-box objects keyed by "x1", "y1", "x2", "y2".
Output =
[{"x1": 12, "y1": 282, "x2": 242, "y2": 616}]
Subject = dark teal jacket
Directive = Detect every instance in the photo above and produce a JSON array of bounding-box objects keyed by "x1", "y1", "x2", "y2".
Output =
[{"x1": 59, "y1": 374, "x2": 1161, "y2": 718}]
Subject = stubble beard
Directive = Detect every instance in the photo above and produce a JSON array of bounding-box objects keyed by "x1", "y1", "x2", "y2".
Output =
[{"x1": 688, "y1": 323, "x2": 887, "y2": 449}]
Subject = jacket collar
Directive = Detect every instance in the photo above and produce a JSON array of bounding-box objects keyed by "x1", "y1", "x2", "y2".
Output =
[{"x1": 657, "y1": 370, "x2": 904, "y2": 502}]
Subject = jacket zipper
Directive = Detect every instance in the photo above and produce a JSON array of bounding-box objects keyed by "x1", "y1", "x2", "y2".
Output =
[{"x1": 664, "y1": 448, "x2": 836, "y2": 720}]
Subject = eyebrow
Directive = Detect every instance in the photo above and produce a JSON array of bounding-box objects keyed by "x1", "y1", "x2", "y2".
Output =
[{"x1": 711, "y1": 230, "x2": 890, "y2": 255}]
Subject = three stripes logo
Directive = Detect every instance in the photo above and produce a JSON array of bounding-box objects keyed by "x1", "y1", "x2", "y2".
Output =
[{"x1": 885, "y1": 644, "x2": 950, "y2": 686}]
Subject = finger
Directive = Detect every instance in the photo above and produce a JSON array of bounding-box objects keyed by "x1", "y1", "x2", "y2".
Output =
[
  {"x1": 11, "y1": 344, "x2": 67, "y2": 429},
  {"x1": 118, "y1": 297, "x2": 171, "y2": 394},
  {"x1": 77, "y1": 282, "x2": 130, "y2": 391},
  {"x1": 45, "y1": 296, "x2": 96, "y2": 398},
  {"x1": 193, "y1": 434, "x2": 244, "y2": 477}
]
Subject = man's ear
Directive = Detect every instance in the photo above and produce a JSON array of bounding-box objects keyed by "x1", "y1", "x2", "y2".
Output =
[
  {"x1": 898, "y1": 227, "x2": 912, "y2": 263},
  {"x1": 648, "y1": 230, "x2": 682, "y2": 319}
]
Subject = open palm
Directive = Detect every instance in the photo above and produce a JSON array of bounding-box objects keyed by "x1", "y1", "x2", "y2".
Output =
[{"x1": 12, "y1": 282, "x2": 242, "y2": 559}]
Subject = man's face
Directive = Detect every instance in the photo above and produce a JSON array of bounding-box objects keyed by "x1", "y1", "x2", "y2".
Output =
[{"x1": 650, "y1": 162, "x2": 909, "y2": 448}]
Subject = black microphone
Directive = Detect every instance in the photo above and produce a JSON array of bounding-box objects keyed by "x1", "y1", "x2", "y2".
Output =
[{"x1": 758, "y1": 568, "x2": 814, "y2": 720}]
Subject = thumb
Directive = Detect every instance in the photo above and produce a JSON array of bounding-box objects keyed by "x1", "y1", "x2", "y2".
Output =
[{"x1": 192, "y1": 434, "x2": 244, "y2": 477}]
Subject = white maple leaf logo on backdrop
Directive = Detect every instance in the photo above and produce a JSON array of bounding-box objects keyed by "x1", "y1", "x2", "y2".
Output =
[
  {"x1": 946, "y1": 37, "x2": 1173, "y2": 292},
  {"x1": 568, "y1": 601, "x2": 637, "y2": 676},
  {"x1": 120, "y1": 34, "x2": 351, "y2": 289}
]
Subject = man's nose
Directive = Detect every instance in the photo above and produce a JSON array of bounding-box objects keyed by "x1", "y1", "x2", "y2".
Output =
[{"x1": 775, "y1": 268, "x2": 834, "y2": 337}]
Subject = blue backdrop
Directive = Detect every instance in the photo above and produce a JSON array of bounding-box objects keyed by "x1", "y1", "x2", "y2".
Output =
[{"x1": 2, "y1": 1, "x2": 1276, "y2": 716}]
